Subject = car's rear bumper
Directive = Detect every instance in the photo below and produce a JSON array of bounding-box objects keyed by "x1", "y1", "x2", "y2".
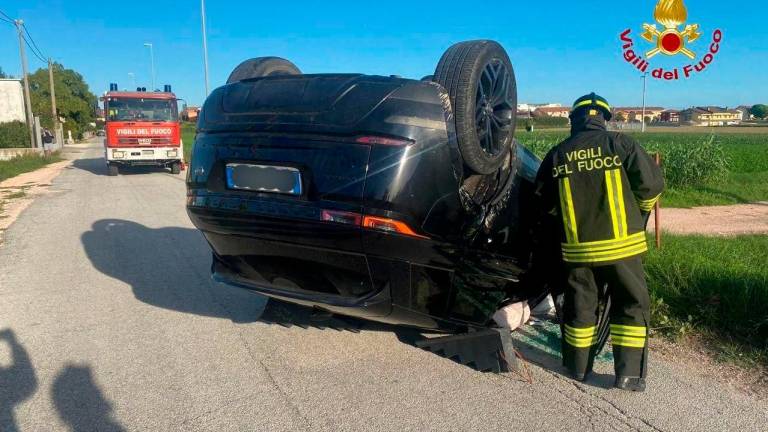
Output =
[{"x1": 188, "y1": 201, "x2": 479, "y2": 330}]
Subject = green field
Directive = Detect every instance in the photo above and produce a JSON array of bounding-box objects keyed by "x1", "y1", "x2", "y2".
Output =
[
  {"x1": 0, "y1": 152, "x2": 63, "y2": 183},
  {"x1": 181, "y1": 122, "x2": 196, "y2": 163},
  {"x1": 645, "y1": 234, "x2": 768, "y2": 364},
  {"x1": 517, "y1": 130, "x2": 768, "y2": 208}
]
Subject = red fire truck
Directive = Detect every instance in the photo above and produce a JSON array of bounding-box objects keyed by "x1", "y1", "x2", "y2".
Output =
[{"x1": 102, "y1": 84, "x2": 184, "y2": 176}]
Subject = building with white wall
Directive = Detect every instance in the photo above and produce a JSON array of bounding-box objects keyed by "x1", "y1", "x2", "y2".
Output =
[{"x1": 0, "y1": 79, "x2": 26, "y2": 123}]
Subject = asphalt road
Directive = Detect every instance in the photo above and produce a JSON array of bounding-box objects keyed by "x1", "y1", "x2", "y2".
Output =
[{"x1": 1, "y1": 140, "x2": 766, "y2": 431}]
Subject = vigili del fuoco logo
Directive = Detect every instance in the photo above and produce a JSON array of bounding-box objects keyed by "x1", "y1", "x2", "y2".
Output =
[{"x1": 620, "y1": 0, "x2": 723, "y2": 80}]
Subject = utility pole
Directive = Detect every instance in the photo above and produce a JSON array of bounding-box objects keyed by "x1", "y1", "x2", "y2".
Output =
[
  {"x1": 641, "y1": 72, "x2": 648, "y2": 133},
  {"x1": 144, "y1": 42, "x2": 155, "y2": 91},
  {"x1": 201, "y1": 0, "x2": 210, "y2": 97},
  {"x1": 15, "y1": 19, "x2": 36, "y2": 148},
  {"x1": 48, "y1": 58, "x2": 57, "y2": 130}
]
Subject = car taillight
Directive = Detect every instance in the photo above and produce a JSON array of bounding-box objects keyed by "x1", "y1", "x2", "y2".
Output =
[
  {"x1": 362, "y1": 215, "x2": 428, "y2": 239},
  {"x1": 320, "y1": 210, "x2": 428, "y2": 239},
  {"x1": 355, "y1": 136, "x2": 411, "y2": 146},
  {"x1": 321, "y1": 210, "x2": 362, "y2": 226}
]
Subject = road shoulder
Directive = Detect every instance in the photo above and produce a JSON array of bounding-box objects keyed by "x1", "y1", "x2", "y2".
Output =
[{"x1": 0, "y1": 158, "x2": 72, "y2": 244}]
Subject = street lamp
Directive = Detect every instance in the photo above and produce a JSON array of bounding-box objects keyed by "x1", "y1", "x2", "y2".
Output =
[
  {"x1": 143, "y1": 42, "x2": 155, "y2": 91},
  {"x1": 128, "y1": 72, "x2": 135, "y2": 90},
  {"x1": 201, "y1": 0, "x2": 210, "y2": 96}
]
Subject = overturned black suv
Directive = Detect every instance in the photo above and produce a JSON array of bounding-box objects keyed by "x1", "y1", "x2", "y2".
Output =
[{"x1": 187, "y1": 40, "x2": 549, "y2": 330}]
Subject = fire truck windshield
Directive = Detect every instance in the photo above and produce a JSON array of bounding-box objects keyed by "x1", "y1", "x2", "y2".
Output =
[{"x1": 107, "y1": 97, "x2": 177, "y2": 122}]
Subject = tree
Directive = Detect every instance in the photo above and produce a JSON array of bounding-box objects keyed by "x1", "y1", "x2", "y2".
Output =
[
  {"x1": 0, "y1": 67, "x2": 7, "y2": 78},
  {"x1": 28, "y1": 62, "x2": 97, "y2": 138},
  {"x1": 750, "y1": 104, "x2": 768, "y2": 120},
  {"x1": 615, "y1": 111, "x2": 626, "y2": 122}
]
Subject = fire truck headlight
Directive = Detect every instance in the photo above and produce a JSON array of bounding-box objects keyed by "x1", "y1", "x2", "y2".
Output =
[
  {"x1": 167, "y1": 150, "x2": 178, "y2": 158},
  {"x1": 112, "y1": 151, "x2": 125, "y2": 159}
]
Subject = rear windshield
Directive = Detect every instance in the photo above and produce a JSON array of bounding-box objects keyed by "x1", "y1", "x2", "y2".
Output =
[{"x1": 106, "y1": 97, "x2": 177, "y2": 122}]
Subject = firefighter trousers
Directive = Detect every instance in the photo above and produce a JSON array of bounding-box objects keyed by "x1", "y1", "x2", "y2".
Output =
[{"x1": 561, "y1": 257, "x2": 650, "y2": 378}]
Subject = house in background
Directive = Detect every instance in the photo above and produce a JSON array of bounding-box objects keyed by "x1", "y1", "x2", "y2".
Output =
[
  {"x1": 181, "y1": 106, "x2": 200, "y2": 122},
  {"x1": 612, "y1": 107, "x2": 665, "y2": 123},
  {"x1": 0, "y1": 79, "x2": 26, "y2": 123},
  {"x1": 659, "y1": 109, "x2": 680, "y2": 123},
  {"x1": 679, "y1": 107, "x2": 742, "y2": 126},
  {"x1": 735, "y1": 105, "x2": 753, "y2": 121},
  {"x1": 534, "y1": 106, "x2": 570, "y2": 118},
  {"x1": 516, "y1": 110, "x2": 533, "y2": 118},
  {"x1": 517, "y1": 103, "x2": 563, "y2": 117}
]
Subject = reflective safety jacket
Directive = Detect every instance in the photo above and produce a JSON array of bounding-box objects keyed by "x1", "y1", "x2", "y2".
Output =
[{"x1": 535, "y1": 118, "x2": 665, "y2": 265}]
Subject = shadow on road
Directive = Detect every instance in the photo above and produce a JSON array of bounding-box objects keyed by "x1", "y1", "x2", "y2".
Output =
[
  {"x1": 0, "y1": 329, "x2": 38, "y2": 432},
  {"x1": 72, "y1": 157, "x2": 173, "y2": 177},
  {"x1": 81, "y1": 219, "x2": 269, "y2": 323},
  {"x1": 52, "y1": 364, "x2": 126, "y2": 432},
  {"x1": 81, "y1": 218, "x2": 580, "y2": 376}
]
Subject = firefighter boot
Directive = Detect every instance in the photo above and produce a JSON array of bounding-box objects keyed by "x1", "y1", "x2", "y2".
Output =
[{"x1": 615, "y1": 376, "x2": 646, "y2": 392}]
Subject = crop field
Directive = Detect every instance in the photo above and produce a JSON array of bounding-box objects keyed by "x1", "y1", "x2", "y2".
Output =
[{"x1": 517, "y1": 130, "x2": 768, "y2": 208}]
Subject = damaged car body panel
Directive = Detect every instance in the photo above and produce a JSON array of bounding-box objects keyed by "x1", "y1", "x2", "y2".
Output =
[{"x1": 187, "y1": 72, "x2": 545, "y2": 331}]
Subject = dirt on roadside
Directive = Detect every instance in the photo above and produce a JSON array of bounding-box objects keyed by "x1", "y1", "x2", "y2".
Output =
[
  {"x1": 647, "y1": 202, "x2": 768, "y2": 236},
  {"x1": 653, "y1": 335, "x2": 768, "y2": 400},
  {"x1": 0, "y1": 159, "x2": 72, "y2": 243}
]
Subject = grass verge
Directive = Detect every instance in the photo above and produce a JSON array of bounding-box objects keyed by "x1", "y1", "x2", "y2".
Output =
[
  {"x1": 645, "y1": 234, "x2": 768, "y2": 367},
  {"x1": 0, "y1": 152, "x2": 63, "y2": 183},
  {"x1": 182, "y1": 123, "x2": 195, "y2": 163}
]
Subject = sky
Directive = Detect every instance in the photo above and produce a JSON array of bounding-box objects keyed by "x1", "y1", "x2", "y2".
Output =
[{"x1": 0, "y1": 0, "x2": 766, "y2": 109}]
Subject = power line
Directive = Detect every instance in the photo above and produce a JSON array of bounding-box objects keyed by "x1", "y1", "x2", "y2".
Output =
[
  {"x1": 0, "y1": 9, "x2": 13, "y2": 22},
  {"x1": 0, "y1": 10, "x2": 49, "y2": 64},
  {"x1": 21, "y1": 31, "x2": 47, "y2": 64},
  {"x1": 22, "y1": 23, "x2": 46, "y2": 61}
]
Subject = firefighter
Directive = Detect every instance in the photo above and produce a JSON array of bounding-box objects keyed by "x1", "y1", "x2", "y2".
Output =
[{"x1": 534, "y1": 93, "x2": 664, "y2": 392}]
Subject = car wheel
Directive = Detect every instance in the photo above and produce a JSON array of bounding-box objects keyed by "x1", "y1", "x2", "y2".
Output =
[
  {"x1": 171, "y1": 162, "x2": 181, "y2": 175},
  {"x1": 434, "y1": 40, "x2": 517, "y2": 175},
  {"x1": 226, "y1": 57, "x2": 302, "y2": 84},
  {"x1": 107, "y1": 163, "x2": 119, "y2": 176}
]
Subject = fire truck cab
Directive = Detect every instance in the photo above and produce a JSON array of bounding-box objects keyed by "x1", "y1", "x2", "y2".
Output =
[{"x1": 102, "y1": 84, "x2": 183, "y2": 176}]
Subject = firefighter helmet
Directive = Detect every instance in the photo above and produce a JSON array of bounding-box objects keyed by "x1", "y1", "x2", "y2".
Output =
[{"x1": 571, "y1": 93, "x2": 613, "y2": 121}]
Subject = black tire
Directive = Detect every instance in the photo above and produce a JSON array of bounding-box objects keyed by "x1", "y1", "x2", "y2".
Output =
[
  {"x1": 226, "y1": 57, "x2": 302, "y2": 84},
  {"x1": 171, "y1": 162, "x2": 181, "y2": 175},
  {"x1": 107, "y1": 163, "x2": 118, "y2": 176},
  {"x1": 434, "y1": 40, "x2": 517, "y2": 174}
]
